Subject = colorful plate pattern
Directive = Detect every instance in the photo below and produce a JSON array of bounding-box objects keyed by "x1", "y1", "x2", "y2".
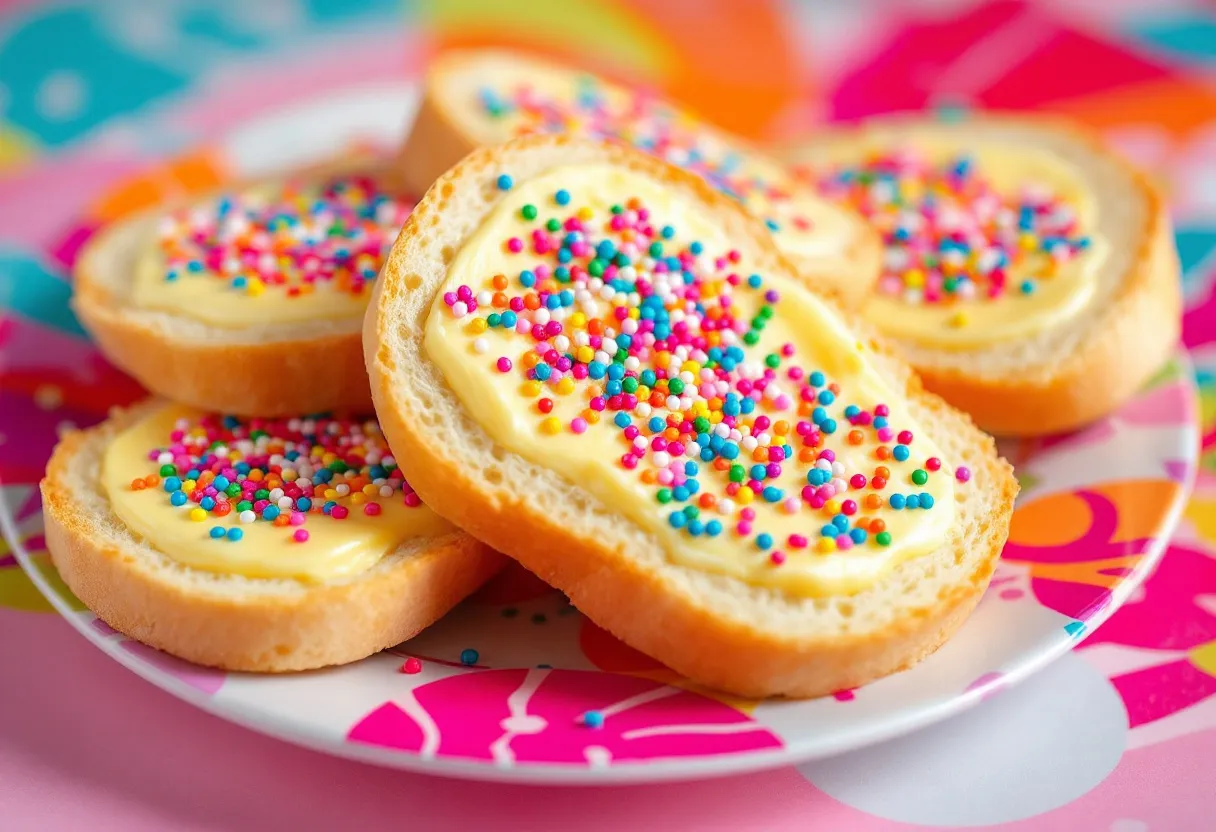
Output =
[{"x1": 0, "y1": 84, "x2": 1199, "y2": 785}]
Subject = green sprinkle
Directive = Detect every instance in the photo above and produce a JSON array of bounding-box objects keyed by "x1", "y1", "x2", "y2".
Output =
[
  {"x1": 622, "y1": 377, "x2": 639, "y2": 394},
  {"x1": 911, "y1": 469, "x2": 928, "y2": 485},
  {"x1": 743, "y1": 331, "x2": 760, "y2": 346},
  {"x1": 520, "y1": 204, "x2": 537, "y2": 220},
  {"x1": 668, "y1": 379, "x2": 685, "y2": 395},
  {"x1": 656, "y1": 488, "x2": 673, "y2": 504},
  {"x1": 236, "y1": 500, "x2": 253, "y2": 513},
  {"x1": 729, "y1": 465, "x2": 746, "y2": 483},
  {"x1": 764, "y1": 354, "x2": 780, "y2": 369},
  {"x1": 876, "y1": 532, "x2": 892, "y2": 546},
  {"x1": 158, "y1": 464, "x2": 176, "y2": 477},
  {"x1": 693, "y1": 417, "x2": 710, "y2": 433},
  {"x1": 546, "y1": 218, "x2": 561, "y2": 232}
]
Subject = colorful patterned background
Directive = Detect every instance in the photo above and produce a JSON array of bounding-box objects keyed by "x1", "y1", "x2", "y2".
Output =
[{"x1": 1, "y1": 0, "x2": 1215, "y2": 828}]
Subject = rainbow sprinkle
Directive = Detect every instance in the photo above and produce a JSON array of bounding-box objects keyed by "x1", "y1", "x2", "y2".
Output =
[
  {"x1": 810, "y1": 151, "x2": 1091, "y2": 308},
  {"x1": 447, "y1": 182, "x2": 964, "y2": 561},
  {"x1": 157, "y1": 174, "x2": 413, "y2": 298},
  {"x1": 476, "y1": 79, "x2": 812, "y2": 236},
  {"x1": 128, "y1": 414, "x2": 424, "y2": 542}
]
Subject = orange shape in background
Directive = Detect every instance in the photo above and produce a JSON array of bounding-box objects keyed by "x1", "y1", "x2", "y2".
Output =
[
  {"x1": 1047, "y1": 77, "x2": 1216, "y2": 143},
  {"x1": 418, "y1": 0, "x2": 802, "y2": 140},
  {"x1": 91, "y1": 150, "x2": 227, "y2": 222}
]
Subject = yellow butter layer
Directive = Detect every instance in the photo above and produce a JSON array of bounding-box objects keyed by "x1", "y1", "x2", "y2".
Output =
[
  {"x1": 443, "y1": 56, "x2": 858, "y2": 265},
  {"x1": 813, "y1": 139, "x2": 1104, "y2": 350},
  {"x1": 100, "y1": 404, "x2": 454, "y2": 584},
  {"x1": 129, "y1": 172, "x2": 411, "y2": 329},
  {"x1": 424, "y1": 164, "x2": 956, "y2": 597}
]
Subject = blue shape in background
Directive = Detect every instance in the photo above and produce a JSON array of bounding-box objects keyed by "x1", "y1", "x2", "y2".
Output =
[
  {"x1": 1126, "y1": 14, "x2": 1216, "y2": 64},
  {"x1": 0, "y1": 251, "x2": 86, "y2": 338}
]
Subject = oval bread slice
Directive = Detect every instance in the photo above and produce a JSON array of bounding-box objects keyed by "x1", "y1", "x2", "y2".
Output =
[
  {"x1": 365, "y1": 134, "x2": 1018, "y2": 699},
  {"x1": 40, "y1": 400, "x2": 504, "y2": 672},
  {"x1": 780, "y1": 114, "x2": 1182, "y2": 436},
  {"x1": 398, "y1": 48, "x2": 882, "y2": 308},
  {"x1": 73, "y1": 156, "x2": 409, "y2": 417}
]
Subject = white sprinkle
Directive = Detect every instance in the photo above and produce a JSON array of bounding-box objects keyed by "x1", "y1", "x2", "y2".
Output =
[
  {"x1": 277, "y1": 496, "x2": 293, "y2": 510},
  {"x1": 653, "y1": 451, "x2": 671, "y2": 468},
  {"x1": 239, "y1": 510, "x2": 256, "y2": 524},
  {"x1": 452, "y1": 301, "x2": 469, "y2": 317},
  {"x1": 473, "y1": 338, "x2": 489, "y2": 354}
]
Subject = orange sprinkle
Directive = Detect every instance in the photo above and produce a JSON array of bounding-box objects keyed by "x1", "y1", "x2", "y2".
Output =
[
  {"x1": 492, "y1": 274, "x2": 508, "y2": 290},
  {"x1": 798, "y1": 447, "x2": 817, "y2": 463},
  {"x1": 714, "y1": 458, "x2": 732, "y2": 472},
  {"x1": 492, "y1": 292, "x2": 509, "y2": 308},
  {"x1": 773, "y1": 420, "x2": 789, "y2": 436},
  {"x1": 523, "y1": 294, "x2": 541, "y2": 310},
  {"x1": 864, "y1": 494, "x2": 884, "y2": 510},
  {"x1": 876, "y1": 446, "x2": 892, "y2": 461},
  {"x1": 144, "y1": 474, "x2": 160, "y2": 487},
  {"x1": 870, "y1": 518, "x2": 886, "y2": 533},
  {"x1": 664, "y1": 427, "x2": 680, "y2": 441},
  {"x1": 847, "y1": 429, "x2": 864, "y2": 445},
  {"x1": 752, "y1": 448, "x2": 768, "y2": 463},
  {"x1": 130, "y1": 478, "x2": 146, "y2": 491},
  {"x1": 247, "y1": 469, "x2": 265, "y2": 482},
  {"x1": 640, "y1": 469, "x2": 658, "y2": 485},
  {"x1": 875, "y1": 466, "x2": 890, "y2": 479},
  {"x1": 273, "y1": 515, "x2": 290, "y2": 527},
  {"x1": 698, "y1": 493, "x2": 717, "y2": 509}
]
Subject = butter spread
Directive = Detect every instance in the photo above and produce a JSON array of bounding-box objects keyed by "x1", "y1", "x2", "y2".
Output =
[{"x1": 424, "y1": 164, "x2": 960, "y2": 597}]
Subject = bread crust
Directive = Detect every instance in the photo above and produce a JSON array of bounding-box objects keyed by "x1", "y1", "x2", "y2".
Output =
[
  {"x1": 39, "y1": 402, "x2": 504, "y2": 672},
  {"x1": 71, "y1": 157, "x2": 410, "y2": 417},
  {"x1": 367, "y1": 134, "x2": 1018, "y2": 698},
  {"x1": 398, "y1": 48, "x2": 883, "y2": 310},
  {"x1": 779, "y1": 114, "x2": 1182, "y2": 436}
]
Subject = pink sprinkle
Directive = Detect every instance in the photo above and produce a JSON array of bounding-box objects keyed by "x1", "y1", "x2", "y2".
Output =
[
  {"x1": 741, "y1": 508, "x2": 756, "y2": 521},
  {"x1": 289, "y1": 511, "x2": 306, "y2": 526},
  {"x1": 836, "y1": 535, "x2": 853, "y2": 551},
  {"x1": 877, "y1": 427, "x2": 895, "y2": 443},
  {"x1": 956, "y1": 466, "x2": 972, "y2": 483},
  {"x1": 404, "y1": 492, "x2": 422, "y2": 507},
  {"x1": 769, "y1": 551, "x2": 786, "y2": 566},
  {"x1": 496, "y1": 357, "x2": 513, "y2": 372},
  {"x1": 898, "y1": 430, "x2": 914, "y2": 445},
  {"x1": 506, "y1": 238, "x2": 523, "y2": 253},
  {"x1": 571, "y1": 418, "x2": 588, "y2": 434},
  {"x1": 293, "y1": 529, "x2": 309, "y2": 542},
  {"x1": 364, "y1": 502, "x2": 381, "y2": 516},
  {"x1": 850, "y1": 474, "x2": 867, "y2": 489},
  {"x1": 736, "y1": 521, "x2": 753, "y2": 535},
  {"x1": 400, "y1": 657, "x2": 422, "y2": 674},
  {"x1": 330, "y1": 505, "x2": 349, "y2": 520},
  {"x1": 788, "y1": 534, "x2": 808, "y2": 549}
]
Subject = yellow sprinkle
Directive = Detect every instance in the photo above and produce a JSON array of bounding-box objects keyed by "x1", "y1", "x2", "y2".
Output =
[
  {"x1": 817, "y1": 538, "x2": 837, "y2": 554},
  {"x1": 577, "y1": 207, "x2": 594, "y2": 221},
  {"x1": 736, "y1": 486, "x2": 754, "y2": 505},
  {"x1": 629, "y1": 308, "x2": 641, "y2": 319},
  {"x1": 825, "y1": 499, "x2": 842, "y2": 515},
  {"x1": 522, "y1": 381, "x2": 542, "y2": 397},
  {"x1": 469, "y1": 318, "x2": 488, "y2": 334},
  {"x1": 682, "y1": 361, "x2": 701, "y2": 374},
  {"x1": 362, "y1": 484, "x2": 379, "y2": 496},
  {"x1": 1019, "y1": 232, "x2": 1039, "y2": 251},
  {"x1": 576, "y1": 345, "x2": 595, "y2": 363},
  {"x1": 181, "y1": 479, "x2": 196, "y2": 493},
  {"x1": 189, "y1": 508, "x2": 207, "y2": 522},
  {"x1": 246, "y1": 278, "x2": 265, "y2": 297},
  {"x1": 903, "y1": 269, "x2": 925, "y2": 289},
  {"x1": 709, "y1": 411, "x2": 724, "y2": 423},
  {"x1": 540, "y1": 416, "x2": 562, "y2": 435},
  {"x1": 570, "y1": 312, "x2": 587, "y2": 329},
  {"x1": 324, "y1": 488, "x2": 338, "y2": 500},
  {"x1": 350, "y1": 492, "x2": 367, "y2": 505},
  {"x1": 948, "y1": 312, "x2": 969, "y2": 328},
  {"x1": 582, "y1": 409, "x2": 600, "y2": 425},
  {"x1": 556, "y1": 377, "x2": 575, "y2": 396}
]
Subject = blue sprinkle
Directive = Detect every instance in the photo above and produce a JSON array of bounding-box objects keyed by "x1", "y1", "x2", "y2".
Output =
[
  {"x1": 170, "y1": 491, "x2": 188, "y2": 507},
  {"x1": 496, "y1": 174, "x2": 513, "y2": 190},
  {"x1": 762, "y1": 486, "x2": 783, "y2": 503},
  {"x1": 850, "y1": 528, "x2": 867, "y2": 544},
  {"x1": 200, "y1": 496, "x2": 216, "y2": 511},
  {"x1": 581, "y1": 710, "x2": 605, "y2": 729},
  {"x1": 163, "y1": 477, "x2": 182, "y2": 493},
  {"x1": 832, "y1": 515, "x2": 849, "y2": 531},
  {"x1": 684, "y1": 462, "x2": 699, "y2": 476},
  {"x1": 296, "y1": 497, "x2": 312, "y2": 512},
  {"x1": 686, "y1": 519, "x2": 704, "y2": 536},
  {"x1": 227, "y1": 527, "x2": 243, "y2": 542},
  {"x1": 809, "y1": 371, "x2": 825, "y2": 387},
  {"x1": 905, "y1": 494, "x2": 921, "y2": 509},
  {"x1": 820, "y1": 419, "x2": 838, "y2": 434},
  {"x1": 209, "y1": 526, "x2": 226, "y2": 539},
  {"x1": 614, "y1": 413, "x2": 631, "y2": 428},
  {"x1": 460, "y1": 648, "x2": 480, "y2": 665},
  {"x1": 747, "y1": 274, "x2": 763, "y2": 289},
  {"x1": 892, "y1": 444, "x2": 911, "y2": 462},
  {"x1": 756, "y1": 533, "x2": 773, "y2": 550},
  {"x1": 705, "y1": 520, "x2": 723, "y2": 537},
  {"x1": 672, "y1": 486, "x2": 690, "y2": 502},
  {"x1": 873, "y1": 416, "x2": 889, "y2": 429},
  {"x1": 889, "y1": 494, "x2": 906, "y2": 510},
  {"x1": 669, "y1": 511, "x2": 687, "y2": 529},
  {"x1": 821, "y1": 525, "x2": 838, "y2": 538},
  {"x1": 818, "y1": 390, "x2": 835, "y2": 405},
  {"x1": 262, "y1": 506, "x2": 280, "y2": 521},
  {"x1": 920, "y1": 492, "x2": 935, "y2": 509},
  {"x1": 213, "y1": 476, "x2": 230, "y2": 491},
  {"x1": 554, "y1": 189, "x2": 570, "y2": 205}
]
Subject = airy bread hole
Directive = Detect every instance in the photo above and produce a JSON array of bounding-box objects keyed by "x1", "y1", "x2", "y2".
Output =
[
  {"x1": 836, "y1": 601, "x2": 855, "y2": 618},
  {"x1": 404, "y1": 274, "x2": 423, "y2": 290},
  {"x1": 485, "y1": 467, "x2": 503, "y2": 485},
  {"x1": 274, "y1": 644, "x2": 292, "y2": 656},
  {"x1": 441, "y1": 246, "x2": 454, "y2": 265}
]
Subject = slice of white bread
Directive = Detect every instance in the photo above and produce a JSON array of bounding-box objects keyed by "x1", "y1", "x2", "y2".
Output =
[
  {"x1": 40, "y1": 400, "x2": 504, "y2": 672},
  {"x1": 779, "y1": 114, "x2": 1181, "y2": 436},
  {"x1": 365, "y1": 134, "x2": 1018, "y2": 699},
  {"x1": 398, "y1": 48, "x2": 882, "y2": 308},
  {"x1": 72, "y1": 156, "x2": 410, "y2": 417}
]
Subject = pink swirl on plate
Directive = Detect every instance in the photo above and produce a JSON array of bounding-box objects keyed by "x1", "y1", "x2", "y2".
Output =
[{"x1": 347, "y1": 668, "x2": 781, "y2": 765}]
